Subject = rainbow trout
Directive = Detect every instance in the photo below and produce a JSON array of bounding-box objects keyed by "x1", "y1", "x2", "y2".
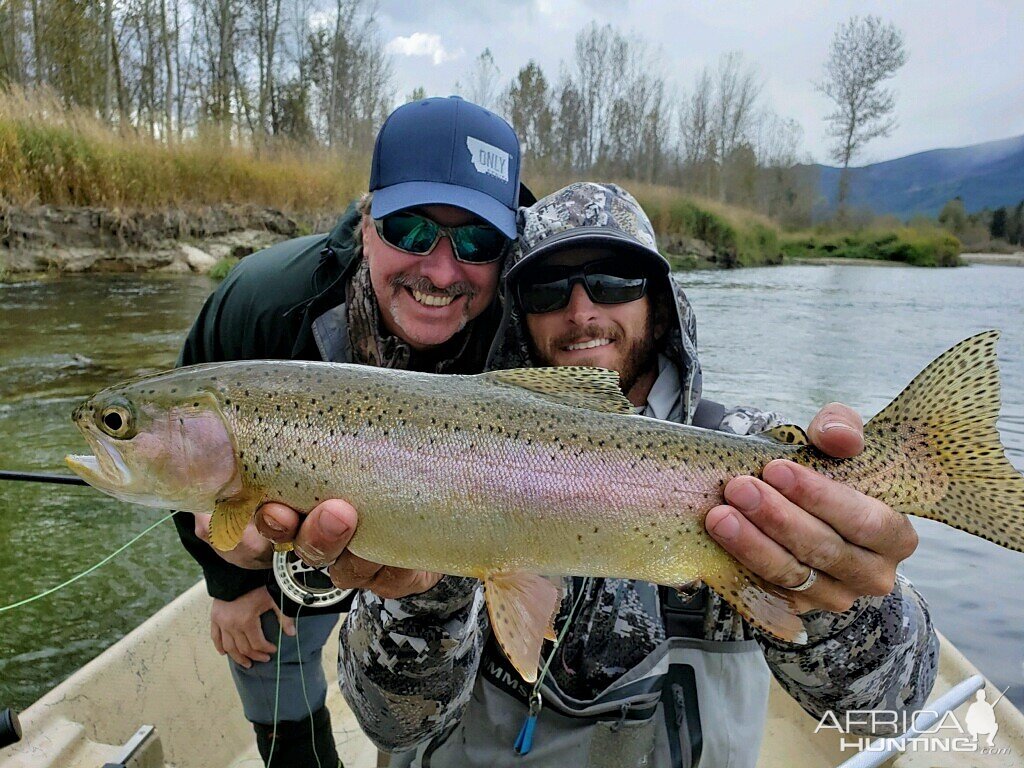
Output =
[{"x1": 66, "y1": 331, "x2": 1024, "y2": 681}]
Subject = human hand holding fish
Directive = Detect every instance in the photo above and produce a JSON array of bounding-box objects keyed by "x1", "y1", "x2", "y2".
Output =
[
  {"x1": 707, "y1": 402, "x2": 921, "y2": 618},
  {"x1": 256, "y1": 500, "x2": 443, "y2": 600},
  {"x1": 194, "y1": 512, "x2": 274, "y2": 570}
]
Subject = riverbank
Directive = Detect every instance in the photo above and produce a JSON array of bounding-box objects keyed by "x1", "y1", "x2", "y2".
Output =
[
  {"x1": 783, "y1": 255, "x2": 908, "y2": 267},
  {"x1": 0, "y1": 200, "x2": 750, "y2": 278},
  {"x1": 960, "y1": 251, "x2": 1024, "y2": 266},
  {"x1": 0, "y1": 203, "x2": 318, "y2": 277},
  {"x1": 0, "y1": 90, "x2": 781, "y2": 275},
  {"x1": 1, "y1": 90, "x2": 958, "y2": 276},
  {"x1": 780, "y1": 227, "x2": 962, "y2": 267},
  {"x1": 4, "y1": 198, "x2": 966, "y2": 278}
]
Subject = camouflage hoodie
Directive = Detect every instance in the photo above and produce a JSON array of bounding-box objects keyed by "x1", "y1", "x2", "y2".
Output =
[{"x1": 336, "y1": 183, "x2": 939, "y2": 754}]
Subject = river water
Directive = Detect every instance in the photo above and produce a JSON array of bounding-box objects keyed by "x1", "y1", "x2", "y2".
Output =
[{"x1": 0, "y1": 264, "x2": 1022, "y2": 714}]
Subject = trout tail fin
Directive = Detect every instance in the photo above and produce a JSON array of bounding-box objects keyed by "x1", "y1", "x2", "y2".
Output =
[{"x1": 864, "y1": 330, "x2": 1024, "y2": 552}]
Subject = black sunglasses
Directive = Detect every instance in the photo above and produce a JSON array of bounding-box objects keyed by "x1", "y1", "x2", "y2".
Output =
[
  {"x1": 374, "y1": 212, "x2": 508, "y2": 265},
  {"x1": 516, "y1": 259, "x2": 650, "y2": 314}
]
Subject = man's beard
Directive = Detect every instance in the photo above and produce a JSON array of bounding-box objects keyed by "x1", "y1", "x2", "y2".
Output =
[{"x1": 530, "y1": 310, "x2": 658, "y2": 395}]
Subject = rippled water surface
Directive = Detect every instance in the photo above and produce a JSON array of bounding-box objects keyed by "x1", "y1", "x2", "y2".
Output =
[
  {"x1": 0, "y1": 265, "x2": 1022, "y2": 713},
  {"x1": 0, "y1": 275, "x2": 212, "y2": 710}
]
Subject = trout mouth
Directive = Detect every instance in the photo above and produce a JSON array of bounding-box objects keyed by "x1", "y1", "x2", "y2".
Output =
[{"x1": 66, "y1": 427, "x2": 134, "y2": 493}]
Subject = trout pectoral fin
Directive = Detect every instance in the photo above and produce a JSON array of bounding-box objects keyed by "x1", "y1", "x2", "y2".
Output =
[
  {"x1": 210, "y1": 494, "x2": 259, "y2": 551},
  {"x1": 703, "y1": 561, "x2": 808, "y2": 645},
  {"x1": 484, "y1": 572, "x2": 563, "y2": 683}
]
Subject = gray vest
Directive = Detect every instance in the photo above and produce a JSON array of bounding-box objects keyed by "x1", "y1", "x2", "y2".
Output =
[{"x1": 391, "y1": 582, "x2": 770, "y2": 768}]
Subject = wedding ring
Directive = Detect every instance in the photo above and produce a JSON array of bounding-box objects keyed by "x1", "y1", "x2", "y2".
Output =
[{"x1": 789, "y1": 567, "x2": 818, "y2": 592}]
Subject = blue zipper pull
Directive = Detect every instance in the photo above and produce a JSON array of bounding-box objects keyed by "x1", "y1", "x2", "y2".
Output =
[{"x1": 514, "y1": 691, "x2": 543, "y2": 756}]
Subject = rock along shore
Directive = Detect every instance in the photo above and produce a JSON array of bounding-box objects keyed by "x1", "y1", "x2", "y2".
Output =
[{"x1": 0, "y1": 204, "x2": 337, "y2": 276}]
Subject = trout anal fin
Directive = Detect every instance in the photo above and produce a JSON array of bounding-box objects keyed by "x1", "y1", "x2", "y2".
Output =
[
  {"x1": 484, "y1": 572, "x2": 563, "y2": 683},
  {"x1": 211, "y1": 493, "x2": 261, "y2": 551},
  {"x1": 704, "y1": 561, "x2": 807, "y2": 645}
]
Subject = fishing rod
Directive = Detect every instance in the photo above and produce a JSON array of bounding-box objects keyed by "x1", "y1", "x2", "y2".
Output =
[{"x1": 0, "y1": 470, "x2": 87, "y2": 486}]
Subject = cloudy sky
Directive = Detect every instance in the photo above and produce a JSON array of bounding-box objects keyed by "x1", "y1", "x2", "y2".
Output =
[{"x1": 369, "y1": 0, "x2": 1023, "y2": 166}]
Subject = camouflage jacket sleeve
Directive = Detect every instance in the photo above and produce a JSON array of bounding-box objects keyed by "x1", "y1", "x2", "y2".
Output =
[
  {"x1": 716, "y1": 405, "x2": 940, "y2": 737},
  {"x1": 337, "y1": 576, "x2": 488, "y2": 751},
  {"x1": 758, "y1": 574, "x2": 939, "y2": 737}
]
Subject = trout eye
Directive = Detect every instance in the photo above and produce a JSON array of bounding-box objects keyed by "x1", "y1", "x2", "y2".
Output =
[{"x1": 98, "y1": 405, "x2": 135, "y2": 439}]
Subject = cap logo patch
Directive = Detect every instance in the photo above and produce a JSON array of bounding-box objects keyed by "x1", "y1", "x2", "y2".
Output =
[{"x1": 466, "y1": 136, "x2": 510, "y2": 182}]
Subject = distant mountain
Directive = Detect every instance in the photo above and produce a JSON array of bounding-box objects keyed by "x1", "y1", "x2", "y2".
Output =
[{"x1": 810, "y1": 134, "x2": 1024, "y2": 219}]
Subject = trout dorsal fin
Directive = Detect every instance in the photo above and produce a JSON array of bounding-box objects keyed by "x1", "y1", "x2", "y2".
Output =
[{"x1": 481, "y1": 367, "x2": 634, "y2": 414}]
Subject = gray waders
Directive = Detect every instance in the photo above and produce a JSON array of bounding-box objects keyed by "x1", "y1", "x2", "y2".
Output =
[{"x1": 389, "y1": 584, "x2": 770, "y2": 768}]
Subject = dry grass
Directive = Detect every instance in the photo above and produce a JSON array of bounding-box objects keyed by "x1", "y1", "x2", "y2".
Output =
[
  {"x1": 0, "y1": 90, "x2": 958, "y2": 269},
  {"x1": 0, "y1": 87, "x2": 366, "y2": 212}
]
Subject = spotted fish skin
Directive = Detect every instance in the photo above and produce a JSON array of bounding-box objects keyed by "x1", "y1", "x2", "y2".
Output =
[
  {"x1": 229, "y1": 366, "x2": 788, "y2": 584},
  {"x1": 67, "y1": 330, "x2": 1024, "y2": 678}
]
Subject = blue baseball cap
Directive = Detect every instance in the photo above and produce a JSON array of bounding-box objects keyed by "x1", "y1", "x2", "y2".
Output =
[{"x1": 369, "y1": 96, "x2": 522, "y2": 238}]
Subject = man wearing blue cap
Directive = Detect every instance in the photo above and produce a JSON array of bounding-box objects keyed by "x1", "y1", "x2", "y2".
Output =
[{"x1": 172, "y1": 96, "x2": 528, "y2": 767}]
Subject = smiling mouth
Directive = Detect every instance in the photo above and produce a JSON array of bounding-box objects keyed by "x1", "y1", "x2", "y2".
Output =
[
  {"x1": 564, "y1": 338, "x2": 613, "y2": 351},
  {"x1": 408, "y1": 287, "x2": 459, "y2": 308}
]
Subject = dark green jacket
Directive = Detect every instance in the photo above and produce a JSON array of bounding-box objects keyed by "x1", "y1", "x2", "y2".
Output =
[
  {"x1": 173, "y1": 203, "x2": 501, "y2": 604},
  {"x1": 173, "y1": 206, "x2": 363, "y2": 601}
]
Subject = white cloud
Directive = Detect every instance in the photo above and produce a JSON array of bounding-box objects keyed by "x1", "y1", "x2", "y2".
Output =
[{"x1": 385, "y1": 33, "x2": 464, "y2": 65}]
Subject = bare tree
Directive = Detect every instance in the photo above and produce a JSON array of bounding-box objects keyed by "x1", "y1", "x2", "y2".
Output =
[
  {"x1": 502, "y1": 60, "x2": 554, "y2": 168},
  {"x1": 457, "y1": 48, "x2": 501, "y2": 111},
  {"x1": 712, "y1": 52, "x2": 761, "y2": 201},
  {"x1": 675, "y1": 53, "x2": 761, "y2": 200},
  {"x1": 678, "y1": 70, "x2": 711, "y2": 166},
  {"x1": 309, "y1": 0, "x2": 393, "y2": 152},
  {"x1": 816, "y1": 15, "x2": 907, "y2": 212},
  {"x1": 252, "y1": 0, "x2": 283, "y2": 141},
  {"x1": 551, "y1": 73, "x2": 586, "y2": 172},
  {"x1": 0, "y1": 0, "x2": 30, "y2": 87},
  {"x1": 570, "y1": 23, "x2": 628, "y2": 168},
  {"x1": 677, "y1": 69, "x2": 715, "y2": 195}
]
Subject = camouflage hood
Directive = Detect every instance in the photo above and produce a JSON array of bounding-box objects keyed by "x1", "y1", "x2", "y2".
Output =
[{"x1": 484, "y1": 182, "x2": 703, "y2": 423}]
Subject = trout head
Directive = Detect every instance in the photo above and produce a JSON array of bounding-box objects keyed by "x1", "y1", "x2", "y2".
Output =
[{"x1": 66, "y1": 374, "x2": 241, "y2": 511}]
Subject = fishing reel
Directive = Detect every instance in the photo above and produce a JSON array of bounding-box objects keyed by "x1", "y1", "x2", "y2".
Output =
[{"x1": 272, "y1": 550, "x2": 353, "y2": 608}]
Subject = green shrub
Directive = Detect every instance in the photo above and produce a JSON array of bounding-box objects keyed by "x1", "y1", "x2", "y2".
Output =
[
  {"x1": 208, "y1": 257, "x2": 240, "y2": 281},
  {"x1": 782, "y1": 227, "x2": 962, "y2": 267}
]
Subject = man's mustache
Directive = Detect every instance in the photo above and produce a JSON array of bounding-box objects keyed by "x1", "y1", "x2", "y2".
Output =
[
  {"x1": 552, "y1": 323, "x2": 623, "y2": 349},
  {"x1": 391, "y1": 274, "x2": 478, "y2": 300}
]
